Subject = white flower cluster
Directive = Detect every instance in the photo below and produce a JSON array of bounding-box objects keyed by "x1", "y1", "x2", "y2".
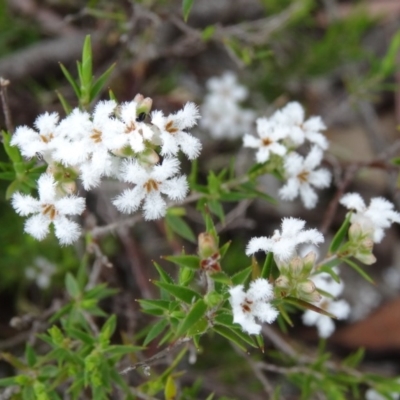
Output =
[
  {"x1": 200, "y1": 72, "x2": 256, "y2": 140},
  {"x1": 340, "y1": 193, "x2": 400, "y2": 243},
  {"x1": 244, "y1": 102, "x2": 331, "y2": 209},
  {"x1": 229, "y1": 278, "x2": 278, "y2": 335},
  {"x1": 302, "y1": 268, "x2": 350, "y2": 338},
  {"x1": 10, "y1": 95, "x2": 201, "y2": 244},
  {"x1": 246, "y1": 217, "x2": 324, "y2": 263}
]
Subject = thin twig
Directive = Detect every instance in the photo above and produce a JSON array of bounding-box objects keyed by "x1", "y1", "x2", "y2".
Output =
[
  {"x1": 0, "y1": 77, "x2": 13, "y2": 133},
  {"x1": 119, "y1": 337, "x2": 191, "y2": 375}
]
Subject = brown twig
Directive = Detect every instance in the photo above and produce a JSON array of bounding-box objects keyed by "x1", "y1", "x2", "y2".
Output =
[
  {"x1": 119, "y1": 337, "x2": 191, "y2": 375},
  {"x1": 0, "y1": 77, "x2": 13, "y2": 133}
]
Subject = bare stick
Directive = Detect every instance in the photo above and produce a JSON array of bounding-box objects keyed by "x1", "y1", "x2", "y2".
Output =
[
  {"x1": 0, "y1": 77, "x2": 13, "y2": 133},
  {"x1": 119, "y1": 337, "x2": 191, "y2": 375}
]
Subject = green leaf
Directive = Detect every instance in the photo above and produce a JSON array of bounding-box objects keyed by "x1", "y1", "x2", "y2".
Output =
[
  {"x1": 81, "y1": 35, "x2": 93, "y2": 91},
  {"x1": 106, "y1": 345, "x2": 142, "y2": 358},
  {"x1": 163, "y1": 255, "x2": 200, "y2": 270},
  {"x1": 25, "y1": 345, "x2": 37, "y2": 367},
  {"x1": 219, "y1": 241, "x2": 231, "y2": 258},
  {"x1": 261, "y1": 252, "x2": 274, "y2": 280},
  {"x1": 0, "y1": 171, "x2": 15, "y2": 180},
  {"x1": 153, "y1": 281, "x2": 201, "y2": 304},
  {"x1": 153, "y1": 262, "x2": 174, "y2": 284},
  {"x1": 56, "y1": 90, "x2": 72, "y2": 115},
  {"x1": 182, "y1": 0, "x2": 195, "y2": 21},
  {"x1": 138, "y1": 299, "x2": 172, "y2": 312},
  {"x1": 59, "y1": 63, "x2": 80, "y2": 98},
  {"x1": 283, "y1": 297, "x2": 336, "y2": 319},
  {"x1": 342, "y1": 258, "x2": 374, "y2": 284},
  {"x1": 90, "y1": 63, "x2": 116, "y2": 101},
  {"x1": 175, "y1": 299, "x2": 208, "y2": 337},
  {"x1": 343, "y1": 348, "x2": 365, "y2": 368},
  {"x1": 0, "y1": 377, "x2": 17, "y2": 387},
  {"x1": 231, "y1": 266, "x2": 252, "y2": 286},
  {"x1": 212, "y1": 326, "x2": 247, "y2": 352},
  {"x1": 165, "y1": 214, "x2": 196, "y2": 243},
  {"x1": 165, "y1": 375, "x2": 177, "y2": 400},
  {"x1": 209, "y1": 271, "x2": 231, "y2": 285},
  {"x1": 379, "y1": 30, "x2": 400, "y2": 78},
  {"x1": 65, "y1": 273, "x2": 81, "y2": 299},
  {"x1": 329, "y1": 213, "x2": 351, "y2": 253},
  {"x1": 68, "y1": 328, "x2": 95, "y2": 345},
  {"x1": 143, "y1": 319, "x2": 169, "y2": 346},
  {"x1": 100, "y1": 315, "x2": 117, "y2": 343},
  {"x1": 208, "y1": 199, "x2": 225, "y2": 222},
  {"x1": 317, "y1": 265, "x2": 341, "y2": 283}
]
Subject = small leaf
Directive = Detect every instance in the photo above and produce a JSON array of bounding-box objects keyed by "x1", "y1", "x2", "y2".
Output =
[
  {"x1": 25, "y1": 345, "x2": 36, "y2": 367},
  {"x1": 261, "y1": 252, "x2": 274, "y2": 280},
  {"x1": 153, "y1": 262, "x2": 174, "y2": 284},
  {"x1": 165, "y1": 375, "x2": 177, "y2": 400},
  {"x1": 154, "y1": 282, "x2": 201, "y2": 304},
  {"x1": 163, "y1": 255, "x2": 200, "y2": 270},
  {"x1": 175, "y1": 299, "x2": 208, "y2": 337},
  {"x1": 56, "y1": 90, "x2": 72, "y2": 115},
  {"x1": 231, "y1": 266, "x2": 252, "y2": 285},
  {"x1": 284, "y1": 297, "x2": 336, "y2": 319},
  {"x1": 212, "y1": 326, "x2": 247, "y2": 351},
  {"x1": 144, "y1": 319, "x2": 169, "y2": 346},
  {"x1": 65, "y1": 273, "x2": 81, "y2": 299},
  {"x1": 100, "y1": 315, "x2": 117, "y2": 343},
  {"x1": 138, "y1": 299, "x2": 172, "y2": 312},
  {"x1": 317, "y1": 265, "x2": 341, "y2": 283},
  {"x1": 59, "y1": 63, "x2": 80, "y2": 98},
  {"x1": 209, "y1": 271, "x2": 231, "y2": 285},
  {"x1": 68, "y1": 328, "x2": 95, "y2": 345},
  {"x1": 329, "y1": 213, "x2": 351, "y2": 254},
  {"x1": 90, "y1": 63, "x2": 116, "y2": 101},
  {"x1": 342, "y1": 258, "x2": 375, "y2": 284},
  {"x1": 219, "y1": 241, "x2": 231, "y2": 258},
  {"x1": 81, "y1": 35, "x2": 93, "y2": 90},
  {"x1": 208, "y1": 199, "x2": 225, "y2": 222}
]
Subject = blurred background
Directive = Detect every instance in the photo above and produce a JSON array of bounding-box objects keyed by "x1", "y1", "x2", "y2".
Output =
[{"x1": 1, "y1": 0, "x2": 400, "y2": 398}]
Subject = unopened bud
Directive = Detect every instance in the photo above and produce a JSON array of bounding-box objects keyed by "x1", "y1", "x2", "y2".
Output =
[
  {"x1": 298, "y1": 280, "x2": 316, "y2": 294},
  {"x1": 348, "y1": 222, "x2": 363, "y2": 241},
  {"x1": 302, "y1": 251, "x2": 316, "y2": 275},
  {"x1": 60, "y1": 181, "x2": 77, "y2": 195},
  {"x1": 275, "y1": 275, "x2": 290, "y2": 289},
  {"x1": 137, "y1": 148, "x2": 160, "y2": 166},
  {"x1": 198, "y1": 233, "x2": 218, "y2": 259},
  {"x1": 289, "y1": 256, "x2": 303, "y2": 277},
  {"x1": 134, "y1": 93, "x2": 153, "y2": 115}
]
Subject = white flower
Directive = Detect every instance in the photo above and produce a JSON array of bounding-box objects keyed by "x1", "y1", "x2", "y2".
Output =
[
  {"x1": 366, "y1": 388, "x2": 400, "y2": 400},
  {"x1": 206, "y1": 71, "x2": 248, "y2": 102},
  {"x1": 11, "y1": 112, "x2": 60, "y2": 161},
  {"x1": 279, "y1": 146, "x2": 331, "y2": 209},
  {"x1": 340, "y1": 193, "x2": 400, "y2": 243},
  {"x1": 243, "y1": 117, "x2": 287, "y2": 163},
  {"x1": 229, "y1": 278, "x2": 278, "y2": 335},
  {"x1": 104, "y1": 100, "x2": 155, "y2": 154},
  {"x1": 302, "y1": 271, "x2": 350, "y2": 338},
  {"x1": 151, "y1": 102, "x2": 202, "y2": 160},
  {"x1": 201, "y1": 96, "x2": 255, "y2": 140},
  {"x1": 113, "y1": 158, "x2": 188, "y2": 220},
  {"x1": 246, "y1": 217, "x2": 324, "y2": 262},
  {"x1": 25, "y1": 256, "x2": 56, "y2": 289},
  {"x1": 272, "y1": 102, "x2": 328, "y2": 149},
  {"x1": 11, "y1": 174, "x2": 85, "y2": 245}
]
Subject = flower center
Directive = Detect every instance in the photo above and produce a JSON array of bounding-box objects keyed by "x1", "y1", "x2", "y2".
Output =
[
  {"x1": 40, "y1": 133, "x2": 54, "y2": 143},
  {"x1": 165, "y1": 120, "x2": 178, "y2": 135},
  {"x1": 262, "y1": 137, "x2": 272, "y2": 147},
  {"x1": 125, "y1": 121, "x2": 136, "y2": 133},
  {"x1": 143, "y1": 179, "x2": 159, "y2": 193},
  {"x1": 241, "y1": 298, "x2": 253, "y2": 313},
  {"x1": 41, "y1": 203, "x2": 57, "y2": 220},
  {"x1": 90, "y1": 128, "x2": 102, "y2": 143},
  {"x1": 297, "y1": 170, "x2": 309, "y2": 183}
]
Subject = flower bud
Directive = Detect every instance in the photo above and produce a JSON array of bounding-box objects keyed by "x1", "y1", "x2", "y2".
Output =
[
  {"x1": 298, "y1": 280, "x2": 316, "y2": 294},
  {"x1": 289, "y1": 256, "x2": 303, "y2": 277},
  {"x1": 137, "y1": 148, "x2": 160, "y2": 166},
  {"x1": 198, "y1": 233, "x2": 218, "y2": 259},
  {"x1": 275, "y1": 275, "x2": 290, "y2": 290},
  {"x1": 134, "y1": 93, "x2": 153, "y2": 115}
]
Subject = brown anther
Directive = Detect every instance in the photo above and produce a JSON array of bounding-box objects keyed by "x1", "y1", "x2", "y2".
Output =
[
  {"x1": 165, "y1": 120, "x2": 178, "y2": 134},
  {"x1": 262, "y1": 137, "x2": 272, "y2": 146},
  {"x1": 143, "y1": 179, "x2": 159, "y2": 193},
  {"x1": 42, "y1": 204, "x2": 57, "y2": 220},
  {"x1": 90, "y1": 128, "x2": 102, "y2": 143},
  {"x1": 242, "y1": 303, "x2": 252, "y2": 313},
  {"x1": 125, "y1": 121, "x2": 136, "y2": 133},
  {"x1": 40, "y1": 133, "x2": 54, "y2": 143},
  {"x1": 297, "y1": 170, "x2": 309, "y2": 183}
]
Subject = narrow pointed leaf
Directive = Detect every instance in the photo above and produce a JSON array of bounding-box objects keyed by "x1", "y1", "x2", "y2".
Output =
[
  {"x1": 284, "y1": 297, "x2": 336, "y2": 319},
  {"x1": 153, "y1": 282, "x2": 201, "y2": 304},
  {"x1": 90, "y1": 63, "x2": 116, "y2": 100},
  {"x1": 231, "y1": 266, "x2": 252, "y2": 286},
  {"x1": 144, "y1": 318, "x2": 169, "y2": 346},
  {"x1": 163, "y1": 255, "x2": 200, "y2": 270},
  {"x1": 59, "y1": 63, "x2": 80, "y2": 98},
  {"x1": 182, "y1": 0, "x2": 195, "y2": 21},
  {"x1": 175, "y1": 299, "x2": 208, "y2": 337},
  {"x1": 342, "y1": 258, "x2": 374, "y2": 284},
  {"x1": 329, "y1": 213, "x2": 351, "y2": 254}
]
